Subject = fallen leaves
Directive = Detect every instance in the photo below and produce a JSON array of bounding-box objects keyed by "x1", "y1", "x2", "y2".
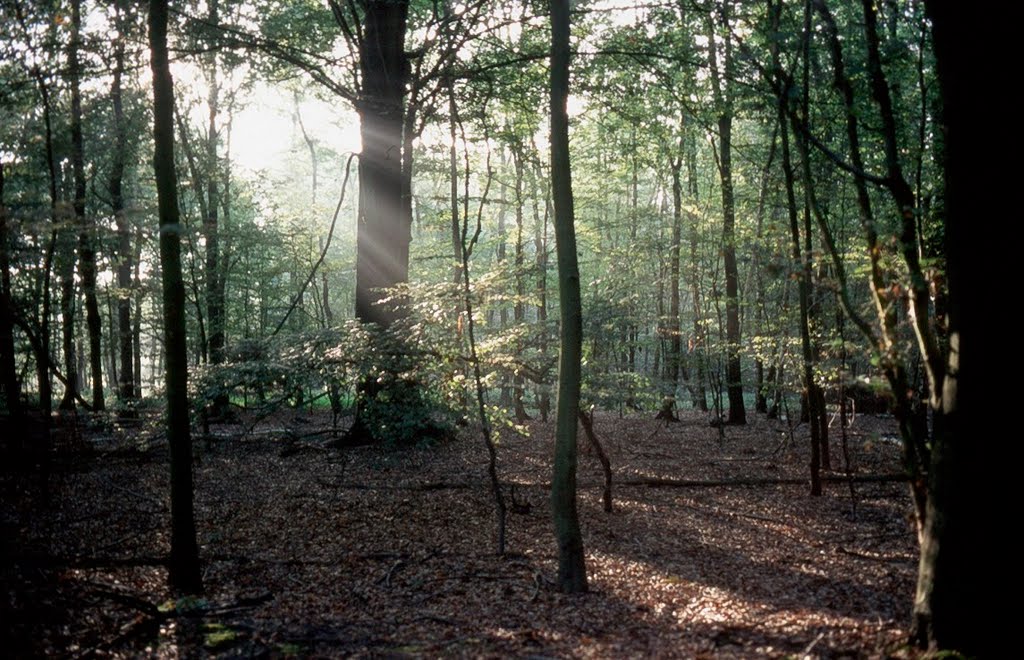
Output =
[{"x1": 2, "y1": 409, "x2": 923, "y2": 657}]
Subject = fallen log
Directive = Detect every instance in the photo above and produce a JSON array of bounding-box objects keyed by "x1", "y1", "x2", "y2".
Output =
[
  {"x1": 618, "y1": 473, "x2": 911, "y2": 488},
  {"x1": 316, "y1": 473, "x2": 910, "y2": 493}
]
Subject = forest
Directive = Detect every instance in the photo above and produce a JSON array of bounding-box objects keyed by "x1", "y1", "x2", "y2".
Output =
[{"x1": 0, "y1": 0, "x2": 991, "y2": 657}]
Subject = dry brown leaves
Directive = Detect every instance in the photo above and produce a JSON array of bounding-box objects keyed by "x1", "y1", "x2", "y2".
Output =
[{"x1": 2, "y1": 409, "x2": 923, "y2": 658}]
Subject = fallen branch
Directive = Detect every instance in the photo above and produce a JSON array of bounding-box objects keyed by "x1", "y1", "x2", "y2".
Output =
[
  {"x1": 618, "y1": 473, "x2": 911, "y2": 488},
  {"x1": 835, "y1": 546, "x2": 914, "y2": 564},
  {"x1": 5, "y1": 554, "x2": 168, "y2": 569},
  {"x1": 579, "y1": 408, "x2": 613, "y2": 512},
  {"x1": 383, "y1": 560, "x2": 406, "y2": 588}
]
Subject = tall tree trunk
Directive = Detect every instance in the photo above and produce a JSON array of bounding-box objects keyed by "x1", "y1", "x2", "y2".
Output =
[
  {"x1": 346, "y1": 0, "x2": 411, "y2": 444},
  {"x1": 133, "y1": 226, "x2": 143, "y2": 394},
  {"x1": 494, "y1": 151, "x2": 511, "y2": 408},
  {"x1": 706, "y1": 2, "x2": 745, "y2": 424},
  {"x1": 448, "y1": 81, "x2": 463, "y2": 286},
  {"x1": 771, "y1": 0, "x2": 820, "y2": 495},
  {"x1": 20, "y1": 12, "x2": 59, "y2": 418},
  {"x1": 512, "y1": 150, "x2": 529, "y2": 422},
  {"x1": 550, "y1": 0, "x2": 587, "y2": 594},
  {"x1": 57, "y1": 218, "x2": 78, "y2": 411},
  {"x1": 0, "y1": 162, "x2": 20, "y2": 417},
  {"x1": 685, "y1": 142, "x2": 709, "y2": 412},
  {"x1": 110, "y1": 0, "x2": 135, "y2": 410},
  {"x1": 752, "y1": 127, "x2": 778, "y2": 415},
  {"x1": 912, "y1": 4, "x2": 986, "y2": 654},
  {"x1": 657, "y1": 151, "x2": 684, "y2": 421},
  {"x1": 354, "y1": 0, "x2": 410, "y2": 329},
  {"x1": 149, "y1": 0, "x2": 202, "y2": 594},
  {"x1": 532, "y1": 155, "x2": 551, "y2": 422},
  {"x1": 69, "y1": 0, "x2": 104, "y2": 411},
  {"x1": 205, "y1": 0, "x2": 227, "y2": 416}
]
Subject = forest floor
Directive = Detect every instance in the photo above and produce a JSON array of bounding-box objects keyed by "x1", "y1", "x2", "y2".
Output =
[{"x1": 2, "y1": 408, "x2": 922, "y2": 658}]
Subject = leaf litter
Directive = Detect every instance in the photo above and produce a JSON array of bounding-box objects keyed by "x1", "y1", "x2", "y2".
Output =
[{"x1": 2, "y1": 409, "x2": 922, "y2": 658}]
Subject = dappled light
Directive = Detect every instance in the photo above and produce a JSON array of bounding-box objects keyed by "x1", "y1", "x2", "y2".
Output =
[{"x1": 1, "y1": 0, "x2": 983, "y2": 656}]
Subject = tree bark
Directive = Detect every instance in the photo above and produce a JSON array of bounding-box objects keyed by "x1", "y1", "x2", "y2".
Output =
[
  {"x1": 706, "y1": 2, "x2": 744, "y2": 424},
  {"x1": 149, "y1": 0, "x2": 202, "y2": 595},
  {"x1": 512, "y1": 149, "x2": 530, "y2": 422},
  {"x1": 0, "y1": 162, "x2": 20, "y2": 417},
  {"x1": 110, "y1": 0, "x2": 135, "y2": 410},
  {"x1": 532, "y1": 154, "x2": 551, "y2": 422},
  {"x1": 69, "y1": 0, "x2": 104, "y2": 411},
  {"x1": 354, "y1": 0, "x2": 410, "y2": 329},
  {"x1": 550, "y1": 0, "x2": 587, "y2": 594},
  {"x1": 911, "y1": 3, "x2": 986, "y2": 654},
  {"x1": 772, "y1": 0, "x2": 820, "y2": 495},
  {"x1": 205, "y1": 0, "x2": 226, "y2": 415},
  {"x1": 657, "y1": 151, "x2": 684, "y2": 421}
]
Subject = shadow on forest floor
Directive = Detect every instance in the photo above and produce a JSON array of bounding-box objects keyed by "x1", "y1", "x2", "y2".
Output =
[{"x1": 1, "y1": 409, "x2": 921, "y2": 657}]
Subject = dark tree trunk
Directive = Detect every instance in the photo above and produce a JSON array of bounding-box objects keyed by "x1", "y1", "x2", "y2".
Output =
[
  {"x1": 706, "y1": 3, "x2": 744, "y2": 424},
  {"x1": 752, "y1": 128, "x2": 777, "y2": 415},
  {"x1": 771, "y1": 1, "x2": 820, "y2": 495},
  {"x1": 345, "y1": 0, "x2": 411, "y2": 444},
  {"x1": 110, "y1": 0, "x2": 135, "y2": 410},
  {"x1": 512, "y1": 151, "x2": 529, "y2": 423},
  {"x1": 354, "y1": 0, "x2": 410, "y2": 329},
  {"x1": 685, "y1": 144, "x2": 709, "y2": 412},
  {"x1": 912, "y1": 3, "x2": 986, "y2": 655},
  {"x1": 657, "y1": 153, "x2": 684, "y2": 421},
  {"x1": 133, "y1": 226, "x2": 143, "y2": 392},
  {"x1": 149, "y1": 0, "x2": 202, "y2": 595},
  {"x1": 69, "y1": 0, "x2": 104, "y2": 411},
  {"x1": 24, "y1": 32, "x2": 59, "y2": 419},
  {"x1": 532, "y1": 158, "x2": 550, "y2": 422},
  {"x1": 550, "y1": 0, "x2": 587, "y2": 594},
  {"x1": 57, "y1": 223, "x2": 78, "y2": 411},
  {"x1": 0, "y1": 162, "x2": 20, "y2": 417},
  {"x1": 205, "y1": 0, "x2": 226, "y2": 415}
]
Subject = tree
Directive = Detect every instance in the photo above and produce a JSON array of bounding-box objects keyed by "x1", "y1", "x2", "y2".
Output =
[
  {"x1": 770, "y1": 0, "x2": 822, "y2": 495},
  {"x1": 705, "y1": 0, "x2": 745, "y2": 425},
  {"x1": 108, "y1": 0, "x2": 136, "y2": 410},
  {"x1": 69, "y1": 0, "x2": 104, "y2": 411},
  {"x1": 911, "y1": 3, "x2": 986, "y2": 654},
  {"x1": 149, "y1": 0, "x2": 202, "y2": 594},
  {"x1": 549, "y1": 0, "x2": 587, "y2": 594},
  {"x1": 0, "y1": 160, "x2": 19, "y2": 417},
  {"x1": 353, "y1": 0, "x2": 410, "y2": 329}
]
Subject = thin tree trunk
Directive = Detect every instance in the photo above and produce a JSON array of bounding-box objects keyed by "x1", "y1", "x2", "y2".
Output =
[
  {"x1": 550, "y1": 0, "x2": 587, "y2": 594},
  {"x1": 69, "y1": 0, "x2": 104, "y2": 411},
  {"x1": 149, "y1": 0, "x2": 202, "y2": 594},
  {"x1": 706, "y1": 3, "x2": 744, "y2": 424},
  {"x1": 110, "y1": 0, "x2": 135, "y2": 411},
  {"x1": 133, "y1": 226, "x2": 143, "y2": 394},
  {"x1": 771, "y1": 0, "x2": 820, "y2": 495},
  {"x1": 205, "y1": 0, "x2": 227, "y2": 416},
  {"x1": 512, "y1": 150, "x2": 529, "y2": 422},
  {"x1": 532, "y1": 153, "x2": 551, "y2": 422},
  {"x1": 0, "y1": 162, "x2": 20, "y2": 417},
  {"x1": 685, "y1": 142, "x2": 709, "y2": 412},
  {"x1": 657, "y1": 149, "x2": 684, "y2": 421}
]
